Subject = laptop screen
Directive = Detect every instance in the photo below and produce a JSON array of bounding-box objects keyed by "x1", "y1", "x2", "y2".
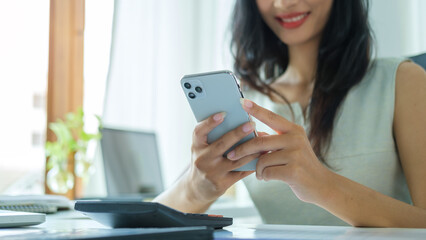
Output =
[{"x1": 100, "y1": 128, "x2": 164, "y2": 197}]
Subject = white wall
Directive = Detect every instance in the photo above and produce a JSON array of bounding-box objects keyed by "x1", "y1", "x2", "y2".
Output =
[{"x1": 369, "y1": 0, "x2": 426, "y2": 58}]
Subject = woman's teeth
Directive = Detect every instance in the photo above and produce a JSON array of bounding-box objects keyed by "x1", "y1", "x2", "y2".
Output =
[{"x1": 281, "y1": 13, "x2": 308, "y2": 23}]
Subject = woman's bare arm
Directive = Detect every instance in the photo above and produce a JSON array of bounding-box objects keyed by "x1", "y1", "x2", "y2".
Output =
[
  {"x1": 234, "y1": 62, "x2": 426, "y2": 227},
  {"x1": 313, "y1": 61, "x2": 426, "y2": 227}
]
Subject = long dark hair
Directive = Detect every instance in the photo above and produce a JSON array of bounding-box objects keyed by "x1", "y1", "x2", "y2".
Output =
[{"x1": 231, "y1": 0, "x2": 373, "y2": 163}]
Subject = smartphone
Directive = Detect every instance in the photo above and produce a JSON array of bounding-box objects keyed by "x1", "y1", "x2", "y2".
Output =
[{"x1": 181, "y1": 70, "x2": 257, "y2": 171}]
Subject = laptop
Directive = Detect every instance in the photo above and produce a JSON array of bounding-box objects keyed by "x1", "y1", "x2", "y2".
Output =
[
  {"x1": 0, "y1": 210, "x2": 45, "y2": 228},
  {"x1": 100, "y1": 127, "x2": 164, "y2": 199}
]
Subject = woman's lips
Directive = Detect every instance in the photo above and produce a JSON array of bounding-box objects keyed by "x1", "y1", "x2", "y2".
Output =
[{"x1": 275, "y1": 12, "x2": 310, "y2": 29}]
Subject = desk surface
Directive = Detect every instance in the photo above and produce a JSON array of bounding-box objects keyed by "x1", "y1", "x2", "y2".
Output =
[{"x1": 0, "y1": 210, "x2": 425, "y2": 239}]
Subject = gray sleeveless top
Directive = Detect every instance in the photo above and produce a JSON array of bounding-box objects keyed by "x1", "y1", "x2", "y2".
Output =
[{"x1": 242, "y1": 58, "x2": 412, "y2": 226}]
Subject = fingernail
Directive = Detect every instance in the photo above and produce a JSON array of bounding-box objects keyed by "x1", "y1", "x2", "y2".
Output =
[
  {"x1": 240, "y1": 98, "x2": 253, "y2": 108},
  {"x1": 213, "y1": 112, "x2": 226, "y2": 122},
  {"x1": 227, "y1": 150, "x2": 235, "y2": 160},
  {"x1": 242, "y1": 122, "x2": 253, "y2": 132}
]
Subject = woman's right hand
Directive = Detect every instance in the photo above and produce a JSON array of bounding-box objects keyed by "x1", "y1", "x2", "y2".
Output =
[{"x1": 184, "y1": 112, "x2": 258, "y2": 206}]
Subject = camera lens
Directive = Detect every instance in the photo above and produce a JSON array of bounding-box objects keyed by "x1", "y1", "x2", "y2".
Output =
[
  {"x1": 195, "y1": 86, "x2": 202, "y2": 93},
  {"x1": 188, "y1": 92, "x2": 196, "y2": 99},
  {"x1": 184, "y1": 82, "x2": 191, "y2": 89}
]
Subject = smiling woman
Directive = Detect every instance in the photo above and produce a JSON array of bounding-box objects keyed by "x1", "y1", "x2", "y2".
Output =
[
  {"x1": 153, "y1": 0, "x2": 426, "y2": 228},
  {"x1": 232, "y1": 0, "x2": 371, "y2": 164},
  {"x1": 231, "y1": 0, "x2": 426, "y2": 228}
]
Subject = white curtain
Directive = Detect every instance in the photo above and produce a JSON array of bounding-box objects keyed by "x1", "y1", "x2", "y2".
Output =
[{"x1": 102, "y1": 0, "x2": 235, "y2": 187}]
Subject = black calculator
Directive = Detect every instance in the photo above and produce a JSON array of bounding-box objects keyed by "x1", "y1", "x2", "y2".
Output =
[{"x1": 74, "y1": 200, "x2": 232, "y2": 229}]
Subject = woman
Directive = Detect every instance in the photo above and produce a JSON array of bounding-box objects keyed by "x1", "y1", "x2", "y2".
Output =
[{"x1": 154, "y1": 0, "x2": 426, "y2": 227}]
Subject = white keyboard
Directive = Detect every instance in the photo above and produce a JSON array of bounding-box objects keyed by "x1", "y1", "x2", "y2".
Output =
[{"x1": 0, "y1": 210, "x2": 45, "y2": 228}]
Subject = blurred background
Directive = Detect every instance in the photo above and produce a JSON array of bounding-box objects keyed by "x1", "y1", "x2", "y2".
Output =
[{"x1": 0, "y1": 0, "x2": 425, "y2": 221}]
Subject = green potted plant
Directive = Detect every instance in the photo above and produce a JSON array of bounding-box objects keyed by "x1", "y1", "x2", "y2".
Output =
[{"x1": 45, "y1": 108, "x2": 102, "y2": 194}]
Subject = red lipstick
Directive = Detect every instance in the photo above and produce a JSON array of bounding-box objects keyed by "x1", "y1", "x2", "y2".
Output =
[{"x1": 275, "y1": 12, "x2": 310, "y2": 29}]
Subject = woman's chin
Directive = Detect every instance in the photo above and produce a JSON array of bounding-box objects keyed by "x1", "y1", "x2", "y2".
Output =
[
  {"x1": 280, "y1": 37, "x2": 309, "y2": 47},
  {"x1": 279, "y1": 32, "x2": 321, "y2": 47}
]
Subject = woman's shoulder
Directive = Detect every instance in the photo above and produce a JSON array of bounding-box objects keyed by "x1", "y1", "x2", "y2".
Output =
[
  {"x1": 366, "y1": 57, "x2": 409, "y2": 78},
  {"x1": 356, "y1": 57, "x2": 410, "y2": 90},
  {"x1": 394, "y1": 60, "x2": 426, "y2": 117},
  {"x1": 395, "y1": 60, "x2": 426, "y2": 84},
  {"x1": 373, "y1": 57, "x2": 409, "y2": 66}
]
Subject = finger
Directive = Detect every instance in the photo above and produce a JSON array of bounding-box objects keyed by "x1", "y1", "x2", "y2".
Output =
[
  {"x1": 193, "y1": 112, "x2": 227, "y2": 148},
  {"x1": 227, "y1": 170, "x2": 254, "y2": 183},
  {"x1": 256, "y1": 150, "x2": 293, "y2": 180},
  {"x1": 196, "y1": 153, "x2": 256, "y2": 175},
  {"x1": 227, "y1": 133, "x2": 298, "y2": 160},
  {"x1": 257, "y1": 131, "x2": 269, "y2": 137},
  {"x1": 262, "y1": 165, "x2": 290, "y2": 182},
  {"x1": 225, "y1": 153, "x2": 260, "y2": 171},
  {"x1": 240, "y1": 98, "x2": 294, "y2": 134},
  {"x1": 210, "y1": 121, "x2": 256, "y2": 154},
  {"x1": 256, "y1": 132, "x2": 272, "y2": 155}
]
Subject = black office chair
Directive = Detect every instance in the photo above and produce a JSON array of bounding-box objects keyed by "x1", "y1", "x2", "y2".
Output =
[{"x1": 409, "y1": 53, "x2": 426, "y2": 70}]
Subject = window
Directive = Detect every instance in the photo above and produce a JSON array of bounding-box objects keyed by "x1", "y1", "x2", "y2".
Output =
[{"x1": 0, "y1": 0, "x2": 49, "y2": 194}]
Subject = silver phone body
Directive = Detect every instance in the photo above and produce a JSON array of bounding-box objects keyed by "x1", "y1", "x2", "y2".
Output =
[{"x1": 181, "y1": 70, "x2": 257, "y2": 171}]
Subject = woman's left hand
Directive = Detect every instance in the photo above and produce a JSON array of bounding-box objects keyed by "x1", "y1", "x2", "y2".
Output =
[{"x1": 227, "y1": 98, "x2": 334, "y2": 204}]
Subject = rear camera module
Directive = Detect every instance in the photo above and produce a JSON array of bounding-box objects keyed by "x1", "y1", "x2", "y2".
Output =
[
  {"x1": 188, "y1": 92, "x2": 196, "y2": 99},
  {"x1": 195, "y1": 86, "x2": 202, "y2": 93},
  {"x1": 184, "y1": 82, "x2": 191, "y2": 89}
]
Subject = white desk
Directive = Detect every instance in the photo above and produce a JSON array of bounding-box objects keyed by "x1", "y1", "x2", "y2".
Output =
[
  {"x1": 215, "y1": 224, "x2": 426, "y2": 239},
  {"x1": 0, "y1": 211, "x2": 425, "y2": 239}
]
